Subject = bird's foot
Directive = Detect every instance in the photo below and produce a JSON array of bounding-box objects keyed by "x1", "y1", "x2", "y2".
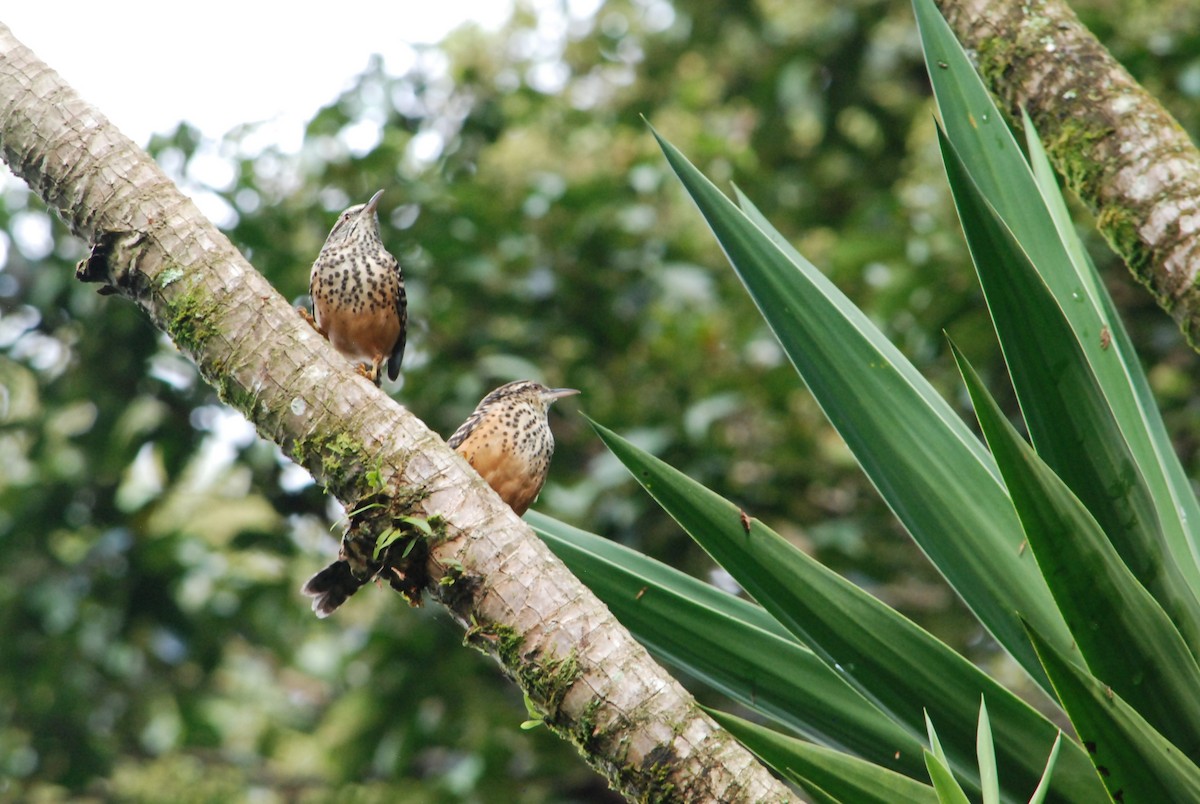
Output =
[
  {"x1": 298, "y1": 307, "x2": 325, "y2": 336},
  {"x1": 356, "y1": 362, "x2": 382, "y2": 385}
]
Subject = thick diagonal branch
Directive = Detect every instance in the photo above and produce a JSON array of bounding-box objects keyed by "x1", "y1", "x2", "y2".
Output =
[
  {"x1": 0, "y1": 23, "x2": 794, "y2": 803},
  {"x1": 936, "y1": 0, "x2": 1200, "y2": 347}
]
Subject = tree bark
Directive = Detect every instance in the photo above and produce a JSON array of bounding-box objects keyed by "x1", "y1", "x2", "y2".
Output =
[
  {"x1": 935, "y1": 0, "x2": 1200, "y2": 347},
  {"x1": 0, "y1": 22, "x2": 795, "y2": 803}
]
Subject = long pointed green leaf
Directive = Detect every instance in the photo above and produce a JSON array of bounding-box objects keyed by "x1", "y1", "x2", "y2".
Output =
[
  {"x1": 978, "y1": 699, "x2": 999, "y2": 804},
  {"x1": 925, "y1": 751, "x2": 970, "y2": 804},
  {"x1": 527, "y1": 511, "x2": 927, "y2": 776},
  {"x1": 1027, "y1": 623, "x2": 1200, "y2": 802},
  {"x1": 591, "y1": 419, "x2": 1106, "y2": 802},
  {"x1": 1029, "y1": 733, "x2": 1064, "y2": 804},
  {"x1": 528, "y1": 512, "x2": 789, "y2": 638},
  {"x1": 954, "y1": 343, "x2": 1200, "y2": 759},
  {"x1": 939, "y1": 129, "x2": 1200, "y2": 653},
  {"x1": 652, "y1": 128, "x2": 1073, "y2": 690},
  {"x1": 914, "y1": 0, "x2": 1200, "y2": 590},
  {"x1": 925, "y1": 711, "x2": 948, "y2": 771},
  {"x1": 1018, "y1": 108, "x2": 1095, "y2": 307},
  {"x1": 1021, "y1": 106, "x2": 1200, "y2": 589},
  {"x1": 708, "y1": 709, "x2": 937, "y2": 804},
  {"x1": 792, "y1": 780, "x2": 842, "y2": 804}
]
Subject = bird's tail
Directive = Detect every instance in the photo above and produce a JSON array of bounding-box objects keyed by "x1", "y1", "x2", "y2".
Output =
[{"x1": 301, "y1": 560, "x2": 364, "y2": 618}]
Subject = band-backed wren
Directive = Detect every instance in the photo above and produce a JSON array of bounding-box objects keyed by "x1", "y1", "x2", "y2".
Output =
[
  {"x1": 302, "y1": 189, "x2": 406, "y2": 383},
  {"x1": 301, "y1": 380, "x2": 578, "y2": 617}
]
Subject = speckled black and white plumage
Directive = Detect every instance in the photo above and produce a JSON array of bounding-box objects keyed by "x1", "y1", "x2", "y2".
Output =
[
  {"x1": 448, "y1": 380, "x2": 579, "y2": 516},
  {"x1": 308, "y1": 189, "x2": 406, "y2": 382}
]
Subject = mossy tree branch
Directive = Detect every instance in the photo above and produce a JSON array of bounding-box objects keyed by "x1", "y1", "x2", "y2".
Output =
[
  {"x1": 936, "y1": 0, "x2": 1200, "y2": 347},
  {"x1": 0, "y1": 23, "x2": 795, "y2": 803}
]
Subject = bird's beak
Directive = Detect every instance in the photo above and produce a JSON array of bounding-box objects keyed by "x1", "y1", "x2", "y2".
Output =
[
  {"x1": 544, "y1": 387, "x2": 580, "y2": 401},
  {"x1": 365, "y1": 189, "x2": 385, "y2": 215}
]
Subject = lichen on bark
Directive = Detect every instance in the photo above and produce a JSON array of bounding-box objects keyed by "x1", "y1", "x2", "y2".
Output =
[{"x1": 937, "y1": 0, "x2": 1200, "y2": 347}]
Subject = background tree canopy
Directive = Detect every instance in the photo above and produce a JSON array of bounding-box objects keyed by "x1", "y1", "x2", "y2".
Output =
[{"x1": 2, "y1": 0, "x2": 1198, "y2": 799}]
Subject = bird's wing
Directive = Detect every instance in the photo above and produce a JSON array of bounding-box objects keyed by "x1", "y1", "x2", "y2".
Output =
[{"x1": 446, "y1": 414, "x2": 475, "y2": 449}]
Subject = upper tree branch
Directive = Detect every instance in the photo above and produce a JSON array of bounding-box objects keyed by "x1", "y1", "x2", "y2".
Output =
[
  {"x1": 0, "y1": 23, "x2": 794, "y2": 803},
  {"x1": 936, "y1": 0, "x2": 1200, "y2": 346}
]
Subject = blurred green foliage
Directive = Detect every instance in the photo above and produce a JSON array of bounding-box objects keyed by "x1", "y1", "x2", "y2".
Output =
[{"x1": 2, "y1": 0, "x2": 1197, "y2": 799}]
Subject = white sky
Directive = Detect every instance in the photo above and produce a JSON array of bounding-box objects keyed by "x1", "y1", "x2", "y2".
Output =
[{"x1": 3, "y1": 2, "x2": 513, "y2": 147}]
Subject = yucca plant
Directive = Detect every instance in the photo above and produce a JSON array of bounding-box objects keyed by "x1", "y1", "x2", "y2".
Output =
[{"x1": 531, "y1": 0, "x2": 1200, "y2": 800}]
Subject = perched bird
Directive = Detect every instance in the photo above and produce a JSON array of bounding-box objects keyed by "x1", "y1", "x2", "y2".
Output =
[
  {"x1": 447, "y1": 380, "x2": 579, "y2": 516},
  {"x1": 301, "y1": 380, "x2": 578, "y2": 617},
  {"x1": 301, "y1": 189, "x2": 406, "y2": 384}
]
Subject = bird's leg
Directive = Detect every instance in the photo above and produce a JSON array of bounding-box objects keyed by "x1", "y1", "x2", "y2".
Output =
[{"x1": 297, "y1": 306, "x2": 325, "y2": 336}]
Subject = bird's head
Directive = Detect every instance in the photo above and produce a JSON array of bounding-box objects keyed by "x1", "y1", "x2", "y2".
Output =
[
  {"x1": 321, "y1": 188, "x2": 385, "y2": 250},
  {"x1": 480, "y1": 380, "x2": 580, "y2": 414}
]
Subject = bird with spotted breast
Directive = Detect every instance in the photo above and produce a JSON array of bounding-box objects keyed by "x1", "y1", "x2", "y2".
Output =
[
  {"x1": 300, "y1": 189, "x2": 406, "y2": 384},
  {"x1": 447, "y1": 380, "x2": 579, "y2": 516},
  {"x1": 300, "y1": 380, "x2": 578, "y2": 617}
]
